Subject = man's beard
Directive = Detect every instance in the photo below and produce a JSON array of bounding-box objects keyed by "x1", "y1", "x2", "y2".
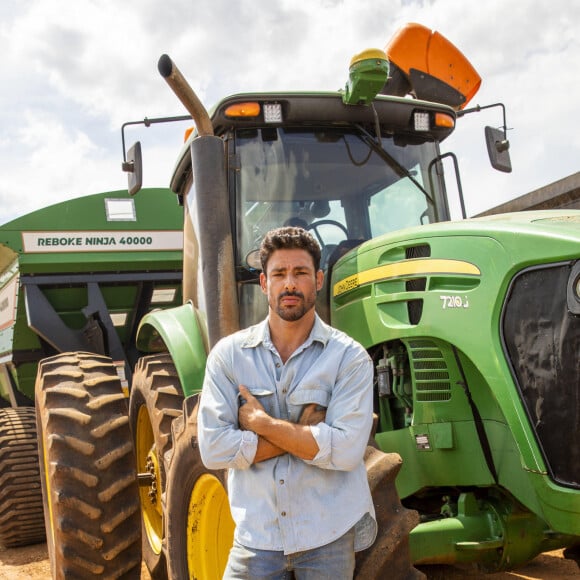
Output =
[{"x1": 274, "y1": 290, "x2": 316, "y2": 321}]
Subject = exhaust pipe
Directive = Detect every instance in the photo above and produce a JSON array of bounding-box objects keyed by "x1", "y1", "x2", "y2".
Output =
[
  {"x1": 158, "y1": 54, "x2": 214, "y2": 137},
  {"x1": 158, "y1": 54, "x2": 239, "y2": 346}
]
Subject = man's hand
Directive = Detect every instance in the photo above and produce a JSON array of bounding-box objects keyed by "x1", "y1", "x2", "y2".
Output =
[
  {"x1": 238, "y1": 385, "x2": 286, "y2": 463},
  {"x1": 238, "y1": 386, "x2": 323, "y2": 461},
  {"x1": 299, "y1": 404, "x2": 326, "y2": 426},
  {"x1": 238, "y1": 385, "x2": 268, "y2": 432}
]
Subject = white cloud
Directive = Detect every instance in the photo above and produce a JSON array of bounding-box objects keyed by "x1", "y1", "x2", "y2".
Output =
[
  {"x1": 0, "y1": 0, "x2": 579, "y2": 222},
  {"x1": 0, "y1": 109, "x2": 121, "y2": 223}
]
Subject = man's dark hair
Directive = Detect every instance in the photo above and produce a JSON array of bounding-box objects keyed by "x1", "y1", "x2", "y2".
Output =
[{"x1": 260, "y1": 227, "x2": 321, "y2": 273}]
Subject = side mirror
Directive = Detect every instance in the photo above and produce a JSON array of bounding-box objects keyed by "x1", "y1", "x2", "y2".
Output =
[
  {"x1": 122, "y1": 141, "x2": 143, "y2": 195},
  {"x1": 485, "y1": 126, "x2": 512, "y2": 173}
]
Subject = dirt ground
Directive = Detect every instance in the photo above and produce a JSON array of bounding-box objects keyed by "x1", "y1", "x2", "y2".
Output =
[
  {"x1": 416, "y1": 550, "x2": 579, "y2": 579},
  {"x1": 0, "y1": 544, "x2": 577, "y2": 579}
]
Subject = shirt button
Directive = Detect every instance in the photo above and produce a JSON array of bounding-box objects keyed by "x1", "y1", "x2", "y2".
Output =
[
  {"x1": 282, "y1": 388, "x2": 287, "y2": 394},
  {"x1": 279, "y1": 479, "x2": 285, "y2": 485},
  {"x1": 276, "y1": 363, "x2": 281, "y2": 368},
  {"x1": 281, "y1": 511, "x2": 287, "y2": 517}
]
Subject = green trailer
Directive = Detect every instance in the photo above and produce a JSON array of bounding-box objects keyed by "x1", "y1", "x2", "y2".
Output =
[{"x1": 0, "y1": 188, "x2": 182, "y2": 550}]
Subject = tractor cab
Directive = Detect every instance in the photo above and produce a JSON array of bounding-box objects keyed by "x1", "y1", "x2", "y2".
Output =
[
  {"x1": 126, "y1": 22, "x2": 508, "y2": 349},
  {"x1": 231, "y1": 119, "x2": 449, "y2": 326}
]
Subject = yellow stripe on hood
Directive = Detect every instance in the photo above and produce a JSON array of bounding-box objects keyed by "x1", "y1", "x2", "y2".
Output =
[{"x1": 333, "y1": 258, "x2": 480, "y2": 297}]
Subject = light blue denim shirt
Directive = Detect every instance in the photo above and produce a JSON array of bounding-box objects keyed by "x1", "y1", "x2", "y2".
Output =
[{"x1": 198, "y1": 314, "x2": 377, "y2": 555}]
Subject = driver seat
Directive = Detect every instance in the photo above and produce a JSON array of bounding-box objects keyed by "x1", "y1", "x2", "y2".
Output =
[{"x1": 327, "y1": 239, "x2": 365, "y2": 273}]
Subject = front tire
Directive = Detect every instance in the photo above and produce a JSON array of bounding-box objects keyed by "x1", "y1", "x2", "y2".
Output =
[
  {"x1": 129, "y1": 354, "x2": 184, "y2": 579},
  {"x1": 165, "y1": 394, "x2": 235, "y2": 580},
  {"x1": 35, "y1": 352, "x2": 142, "y2": 578}
]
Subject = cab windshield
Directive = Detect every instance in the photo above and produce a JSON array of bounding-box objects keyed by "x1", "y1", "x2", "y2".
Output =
[{"x1": 234, "y1": 126, "x2": 444, "y2": 324}]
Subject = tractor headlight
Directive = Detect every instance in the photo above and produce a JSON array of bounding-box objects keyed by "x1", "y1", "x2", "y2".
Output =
[
  {"x1": 263, "y1": 103, "x2": 283, "y2": 123},
  {"x1": 413, "y1": 111, "x2": 430, "y2": 131}
]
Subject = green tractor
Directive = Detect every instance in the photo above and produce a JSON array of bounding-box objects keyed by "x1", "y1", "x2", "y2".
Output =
[{"x1": 33, "y1": 22, "x2": 579, "y2": 578}]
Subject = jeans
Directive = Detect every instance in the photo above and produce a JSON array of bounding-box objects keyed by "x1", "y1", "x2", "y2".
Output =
[{"x1": 222, "y1": 527, "x2": 356, "y2": 580}]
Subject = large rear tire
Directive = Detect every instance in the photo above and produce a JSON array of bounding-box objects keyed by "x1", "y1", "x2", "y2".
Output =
[
  {"x1": 35, "y1": 352, "x2": 142, "y2": 579},
  {"x1": 355, "y1": 446, "x2": 425, "y2": 579},
  {"x1": 0, "y1": 407, "x2": 45, "y2": 547},
  {"x1": 165, "y1": 399, "x2": 422, "y2": 579},
  {"x1": 129, "y1": 354, "x2": 184, "y2": 579},
  {"x1": 165, "y1": 394, "x2": 235, "y2": 580}
]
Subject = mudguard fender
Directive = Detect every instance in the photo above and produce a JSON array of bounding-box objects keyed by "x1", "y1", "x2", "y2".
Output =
[{"x1": 136, "y1": 301, "x2": 207, "y2": 397}]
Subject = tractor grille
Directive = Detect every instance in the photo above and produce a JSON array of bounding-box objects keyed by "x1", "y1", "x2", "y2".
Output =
[
  {"x1": 406, "y1": 278, "x2": 426, "y2": 325},
  {"x1": 502, "y1": 262, "x2": 580, "y2": 489},
  {"x1": 406, "y1": 244, "x2": 431, "y2": 259},
  {"x1": 404, "y1": 245, "x2": 430, "y2": 325},
  {"x1": 408, "y1": 339, "x2": 451, "y2": 402}
]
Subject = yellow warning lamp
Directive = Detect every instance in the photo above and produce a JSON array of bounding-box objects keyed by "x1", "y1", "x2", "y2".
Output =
[{"x1": 224, "y1": 102, "x2": 261, "y2": 118}]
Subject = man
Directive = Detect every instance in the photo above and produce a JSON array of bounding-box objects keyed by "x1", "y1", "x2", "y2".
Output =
[{"x1": 198, "y1": 226, "x2": 376, "y2": 579}]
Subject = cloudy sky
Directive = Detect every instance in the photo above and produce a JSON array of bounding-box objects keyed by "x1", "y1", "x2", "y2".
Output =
[{"x1": 1, "y1": 0, "x2": 578, "y2": 224}]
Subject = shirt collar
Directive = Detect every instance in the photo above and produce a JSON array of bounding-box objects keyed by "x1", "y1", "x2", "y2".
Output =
[{"x1": 241, "y1": 313, "x2": 331, "y2": 350}]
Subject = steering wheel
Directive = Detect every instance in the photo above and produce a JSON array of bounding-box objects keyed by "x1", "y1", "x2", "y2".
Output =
[
  {"x1": 305, "y1": 220, "x2": 348, "y2": 247},
  {"x1": 305, "y1": 220, "x2": 349, "y2": 270}
]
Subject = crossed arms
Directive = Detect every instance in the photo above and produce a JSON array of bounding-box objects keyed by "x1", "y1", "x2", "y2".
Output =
[{"x1": 237, "y1": 384, "x2": 325, "y2": 462}]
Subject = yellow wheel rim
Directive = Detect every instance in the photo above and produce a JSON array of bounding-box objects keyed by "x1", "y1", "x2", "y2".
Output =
[
  {"x1": 136, "y1": 405, "x2": 163, "y2": 554},
  {"x1": 187, "y1": 473, "x2": 235, "y2": 580}
]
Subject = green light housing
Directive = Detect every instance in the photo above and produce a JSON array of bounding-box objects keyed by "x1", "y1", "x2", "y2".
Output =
[{"x1": 343, "y1": 49, "x2": 390, "y2": 106}]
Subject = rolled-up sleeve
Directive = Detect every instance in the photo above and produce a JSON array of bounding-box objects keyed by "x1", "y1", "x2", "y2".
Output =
[
  {"x1": 305, "y1": 347, "x2": 374, "y2": 471},
  {"x1": 198, "y1": 346, "x2": 258, "y2": 470}
]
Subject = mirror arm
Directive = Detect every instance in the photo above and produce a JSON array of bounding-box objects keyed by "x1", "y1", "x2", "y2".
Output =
[
  {"x1": 457, "y1": 102, "x2": 509, "y2": 141},
  {"x1": 120, "y1": 115, "x2": 192, "y2": 164}
]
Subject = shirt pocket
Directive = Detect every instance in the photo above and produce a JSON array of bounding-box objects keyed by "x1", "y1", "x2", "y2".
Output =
[
  {"x1": 287, "y1": 384, "x2": 331, "y2": 422},
  {"x1": 246, "y1": 387, "x2": 275, "y2": 416}
]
